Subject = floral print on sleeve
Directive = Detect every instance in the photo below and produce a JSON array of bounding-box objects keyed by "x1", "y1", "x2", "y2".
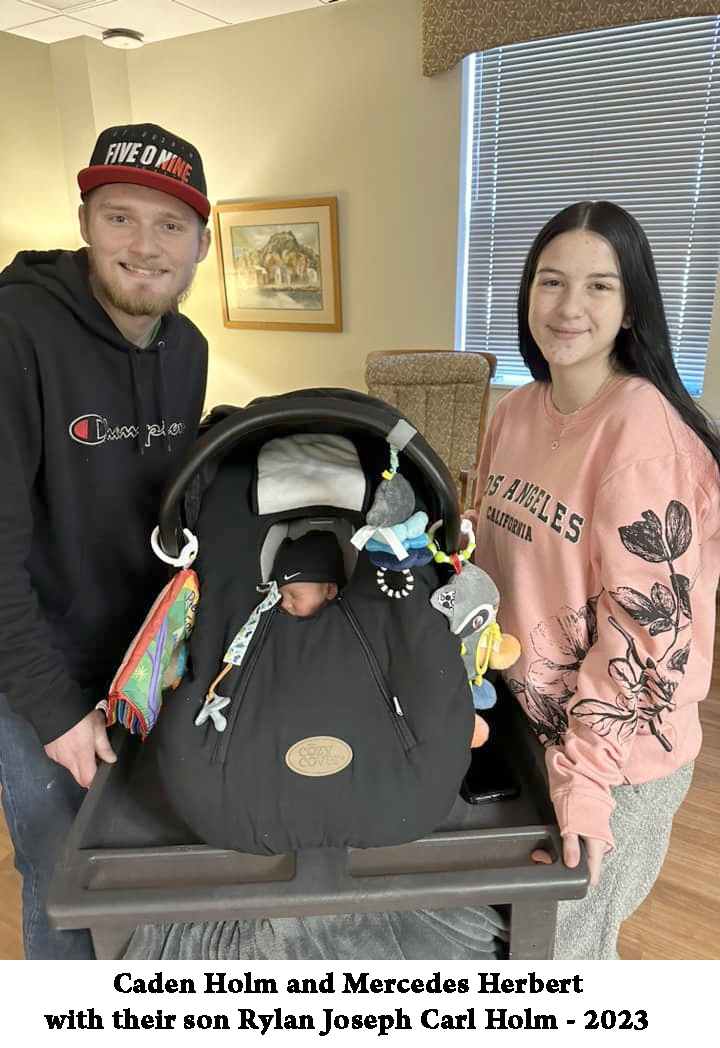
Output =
[
  {"x1": 509, "y1": 500, "x2": 693, "y2": 755},
  {"x1": 508, "y1": 597, "x2": 598, "y2": 747}
]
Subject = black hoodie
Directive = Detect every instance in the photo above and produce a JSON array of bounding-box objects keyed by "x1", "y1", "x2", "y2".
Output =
[{"x1": 0, "y1": 249, "x2": 207, "y2": 743}]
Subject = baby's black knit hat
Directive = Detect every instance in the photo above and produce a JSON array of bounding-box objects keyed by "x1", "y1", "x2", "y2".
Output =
[{"x1": 273, "y1": 531, "x2": 346, "y2": 587}]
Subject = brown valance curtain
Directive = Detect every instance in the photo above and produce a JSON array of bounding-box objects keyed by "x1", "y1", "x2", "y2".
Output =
[{"x1": 422, "y1": 0, "x2": 719, "y2": 75}]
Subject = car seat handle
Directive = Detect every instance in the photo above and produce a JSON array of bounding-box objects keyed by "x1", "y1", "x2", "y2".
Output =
[{"x1": 154, "y1": 392, "x2": 461, "y2": 560}]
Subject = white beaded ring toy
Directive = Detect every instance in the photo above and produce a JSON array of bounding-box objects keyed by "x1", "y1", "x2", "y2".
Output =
[{"x1": 376, "y1": 567, "x2": 415, "y2": 599}]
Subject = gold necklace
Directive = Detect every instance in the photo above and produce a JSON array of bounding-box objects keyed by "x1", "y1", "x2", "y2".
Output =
[{"x1": 549, "y1": 372, "x2": 619, "y2": 451}]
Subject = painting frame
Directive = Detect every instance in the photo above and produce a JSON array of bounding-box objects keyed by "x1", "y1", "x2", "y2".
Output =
[{"x1": 213, "y1": 196, "x2": 342, "y2": 332}]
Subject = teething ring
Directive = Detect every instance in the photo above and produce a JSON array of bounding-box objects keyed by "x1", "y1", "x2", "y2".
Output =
[{"x1": 375, "y1": 567, "x2": 415, "y2": 599}]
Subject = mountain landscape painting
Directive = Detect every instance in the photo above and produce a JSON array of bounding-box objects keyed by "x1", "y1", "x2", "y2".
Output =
[
  {"x1": 230, "y1": 222, "x2": 323, "y2": 311},
  {"x1": 214, "y1": 198, "x2": 341, "y2": 331}
]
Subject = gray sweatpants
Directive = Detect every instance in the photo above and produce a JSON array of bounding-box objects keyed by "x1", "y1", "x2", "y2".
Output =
[
  {"x1": 553, "y1": 762, "x2": 694, "y2": 960},
  {"x1": 123, "y1": 905, "x2": 509, "y2": 960}
]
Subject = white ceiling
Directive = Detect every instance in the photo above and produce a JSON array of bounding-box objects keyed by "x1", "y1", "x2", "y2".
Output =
[{"x1": 0, "y1": 0, "x2": 347, "y2": 46}]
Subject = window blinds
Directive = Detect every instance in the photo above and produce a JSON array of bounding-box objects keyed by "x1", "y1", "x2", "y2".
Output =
[{"x1": 457, "y1": 17, "x2": 720, "y2": 393}]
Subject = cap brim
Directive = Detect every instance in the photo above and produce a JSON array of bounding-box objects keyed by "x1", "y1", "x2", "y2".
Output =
[{"x1": 77, "y1": 165, "x2": 210, "y2": 220}]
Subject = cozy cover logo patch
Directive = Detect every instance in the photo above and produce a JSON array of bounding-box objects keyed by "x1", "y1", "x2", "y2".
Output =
[{"x1": 285, "y1": 736, "x2": 353, "y2": 777}]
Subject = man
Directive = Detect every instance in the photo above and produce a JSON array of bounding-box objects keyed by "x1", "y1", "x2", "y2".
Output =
[{"x1": 0, "y1": 123, "x2": 211, "y2": 958}]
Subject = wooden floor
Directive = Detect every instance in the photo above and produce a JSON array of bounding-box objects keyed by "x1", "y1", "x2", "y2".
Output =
[
  {"x1": 0, "y1": 794, "x2": 21, "y2": 960},
  {"x1": 1, "y1": 624, "x2": 718, "y2": 960}
]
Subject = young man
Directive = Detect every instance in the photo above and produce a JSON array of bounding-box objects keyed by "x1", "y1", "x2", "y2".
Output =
[{"x1": 0, "y1": 123, "x2": 212, "y2": 959}]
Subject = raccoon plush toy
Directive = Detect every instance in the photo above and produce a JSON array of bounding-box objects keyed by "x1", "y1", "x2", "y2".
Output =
[{"x1": 431, "y1": 560, "x2": 520, "y2": 747}]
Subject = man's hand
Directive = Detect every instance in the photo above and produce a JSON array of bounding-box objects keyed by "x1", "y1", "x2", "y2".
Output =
[
  {"x1": 532, "y1": 832, "x2": 606, "y2": 887},
  {"x1": 44, "y1": 709, "x2": 117, "y2": 788}
]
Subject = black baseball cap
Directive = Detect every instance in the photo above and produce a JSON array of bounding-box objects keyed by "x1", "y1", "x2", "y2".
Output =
[
  {"x1": 77, "y1": 122, "x2": 210, "y2": 220},
  {"x1": 273, "y1": 531, "x2": 346, "y2": 588}
]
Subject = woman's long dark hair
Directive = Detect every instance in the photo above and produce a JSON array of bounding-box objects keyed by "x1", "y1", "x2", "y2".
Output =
[{"x1": 517, "y1": 200, "x2": 720, "y2": 466}]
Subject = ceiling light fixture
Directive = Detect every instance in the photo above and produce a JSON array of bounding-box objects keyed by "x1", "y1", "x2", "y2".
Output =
[{"x1": 101, "y1": 28, "x2": 144, "y2": 49}]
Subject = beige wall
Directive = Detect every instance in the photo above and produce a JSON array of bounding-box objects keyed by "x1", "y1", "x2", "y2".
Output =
[
  {"x1": 1, "y1": 0, "x2": 718, "y2": 418},
  {"x1": 50, "y1": 38, "x2": 133, "y2": 231},
  {"x1": 0, "y1": 35, "x2": 75, "y2": 260},
  {"x1": 122, "y1": 0, "x2": 461, "y2": 409}
]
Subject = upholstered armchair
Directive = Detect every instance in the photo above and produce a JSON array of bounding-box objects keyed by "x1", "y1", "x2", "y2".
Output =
[{"x1": 365, "y1": 349, "x2": 497, "y2": 510}]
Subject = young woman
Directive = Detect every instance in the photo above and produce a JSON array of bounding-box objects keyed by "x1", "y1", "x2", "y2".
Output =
[{"x1": 470, "y1": 201, "x2": 720, "y2": 959}]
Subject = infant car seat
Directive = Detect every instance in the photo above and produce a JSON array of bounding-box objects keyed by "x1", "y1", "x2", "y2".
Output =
[{"x1": 139, "y1": 389, "x2": 475, "y2": 855}]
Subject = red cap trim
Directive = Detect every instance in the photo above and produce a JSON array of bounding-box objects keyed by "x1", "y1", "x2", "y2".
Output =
[{"x1": 77, "y1": 165, "x2": 210, "y2": 220}]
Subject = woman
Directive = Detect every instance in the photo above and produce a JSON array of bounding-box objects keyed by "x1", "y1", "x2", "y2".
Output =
[{"x1": 470, "y1": 201, "x2": 720, "y2": 959}]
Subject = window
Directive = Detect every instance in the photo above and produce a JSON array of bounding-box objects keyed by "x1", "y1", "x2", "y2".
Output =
[{"x1": 456, "y1": 17, "x2": 720, "y2": 395}]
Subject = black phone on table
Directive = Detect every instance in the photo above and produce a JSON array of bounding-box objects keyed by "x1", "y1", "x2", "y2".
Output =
[{"x1": 460, "y1": 705, "x2": 520, "y2": 804}]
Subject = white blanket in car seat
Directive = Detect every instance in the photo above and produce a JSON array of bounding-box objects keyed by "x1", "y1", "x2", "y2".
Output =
[{"x1": 256, "y1": 434, "x2": 366, "y2": 515}]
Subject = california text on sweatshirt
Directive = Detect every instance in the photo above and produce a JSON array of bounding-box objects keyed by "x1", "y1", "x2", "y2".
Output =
[
  {"x1": 471, "y1": 377, "x2": 720, "y2": 851},
  {"x1": 0, "y1": 249, "x2": 207, "y2": 743}
]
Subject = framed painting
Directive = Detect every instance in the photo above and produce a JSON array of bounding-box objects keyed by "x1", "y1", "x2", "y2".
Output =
[{"x1": 213, "y1": 196, "x2": 342, "y2": 332}]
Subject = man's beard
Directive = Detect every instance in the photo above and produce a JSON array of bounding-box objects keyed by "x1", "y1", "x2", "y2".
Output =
[{"x1": 88, "y1": 253, "x2": 195, "y2": 317}]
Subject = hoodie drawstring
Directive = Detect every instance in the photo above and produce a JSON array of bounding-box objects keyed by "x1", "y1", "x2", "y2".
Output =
[
  {"x1": 128, "y1": 347, "x2": 145, "y2": 456},
  {"x1": 128, "y1": 335, "x2": 172, "y2": 456},
  {"x1": 155, "y1": 343, "x2": 172, "y2": 453}
]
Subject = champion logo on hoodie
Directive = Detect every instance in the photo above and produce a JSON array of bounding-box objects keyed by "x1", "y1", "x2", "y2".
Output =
[{"x1": 69, "y1": 413, "x2": 186, "y2": 448}]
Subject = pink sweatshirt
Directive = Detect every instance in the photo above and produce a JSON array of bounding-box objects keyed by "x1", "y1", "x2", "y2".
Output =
[{"x1": 471, "y1": 376, "x2": 720, "y2": 851}]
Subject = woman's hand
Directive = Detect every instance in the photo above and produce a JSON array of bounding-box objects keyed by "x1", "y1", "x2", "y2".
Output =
[{"x1": 531, "y1": 833, "x2": 606, "y2": 887}]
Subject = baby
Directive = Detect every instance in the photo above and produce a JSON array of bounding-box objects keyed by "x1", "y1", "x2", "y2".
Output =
[{"x1": 273, "y1": 530, "x2": 346, "y2": 618}]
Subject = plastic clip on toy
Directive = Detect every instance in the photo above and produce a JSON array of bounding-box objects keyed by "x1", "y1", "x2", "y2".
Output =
[{"x1": 430, "y1": 520, "x2": 520, "y2": 748}]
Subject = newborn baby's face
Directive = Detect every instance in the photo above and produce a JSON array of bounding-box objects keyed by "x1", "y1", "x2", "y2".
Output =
[{"x1": 279, "y1": 581, "x2": 338, "y2": 617}]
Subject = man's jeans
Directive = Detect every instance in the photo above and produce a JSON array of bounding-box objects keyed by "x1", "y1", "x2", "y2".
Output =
[{"x1": 0, "y1": 694, "x2": 94, "y2": 959}]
